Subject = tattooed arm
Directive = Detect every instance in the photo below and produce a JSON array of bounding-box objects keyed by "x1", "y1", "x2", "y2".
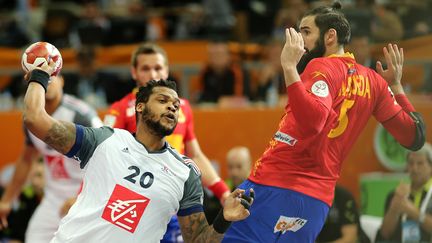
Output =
[
  {"x1": 23, "y1": 76, "x2": 76, "y2": 155},
  {"x1": 178, "y1": 212, "x2": 223, "y2": 243}
]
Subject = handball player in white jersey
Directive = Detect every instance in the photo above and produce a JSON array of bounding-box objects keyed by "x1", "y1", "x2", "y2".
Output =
[
  {"x1": 0, "y1": 75, "x2": 103, "y2": 242},
  {"x1": 15, "y1": 61, "x2": 254, "y2": 242}
]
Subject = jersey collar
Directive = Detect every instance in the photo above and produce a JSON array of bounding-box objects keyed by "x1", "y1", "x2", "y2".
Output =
[{"x1": 327, "y1": 52, "x2": 355, "y2": 60}]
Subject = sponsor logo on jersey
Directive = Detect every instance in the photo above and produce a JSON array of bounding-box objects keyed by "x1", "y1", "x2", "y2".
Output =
[
  {"x1": 44, "y1": 155, "x2": 70, "y2": 179},
  {"x1": 161, "y1": 165, "x2": 173, "y2": 176},
  {"x1": 274, "y1": 216, "x2": 307, "y2": 234},
  {"x1": 311, "y1": 80, "x2": 329, "y2": 98},
  {"x1": 274, "y1": 131, "x2": 297, "y2": 146},
  {"x1": 121, "y1": 147, "x2": 130, "y2": 154},
  {"x1": 102, "y1": 184, "x2": 150, "y2": 233}
]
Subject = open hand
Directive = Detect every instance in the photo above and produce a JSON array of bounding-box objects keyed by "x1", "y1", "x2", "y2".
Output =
[
  {"x1": 281, "y1": 28, "x2": 305, "y2": 70},
  {"x1": 376, "y1": 43, "x2": 404, "y2": 86},
  {"x1": 223, "y1": 188, "x2": 254, "y2": 221}
]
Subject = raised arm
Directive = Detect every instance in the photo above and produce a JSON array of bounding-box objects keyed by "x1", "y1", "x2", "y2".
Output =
[
  {"x1": 281, "y1": 28, "x2": 331, "y2": 136},
  {"x1": 376, "y1": 44, "x2": 425, "y2": 150},
  {"x1": 23, "y1": 68, "x2": 76, "y2": 155}
]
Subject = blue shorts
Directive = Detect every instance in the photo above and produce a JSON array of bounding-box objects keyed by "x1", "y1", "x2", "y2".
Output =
[
  {"x1": 161, "y1": 215, "x2": 183, "y2": 243},
  {"x1": 222, "y1": 180, "x2": 329, "y2": 243}
]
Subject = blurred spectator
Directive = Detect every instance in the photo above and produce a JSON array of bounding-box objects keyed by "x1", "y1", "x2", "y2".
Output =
[
  {"x1": 316, "y1": 185, "x2": 368, "y2": 243},
  {"x1": 254, "y1": 39, "x2": 285, "y2": 105},
  {"x1": 370, "y1": 0, "x2": 404, "y2": 42},
  {"x1": 75, "y1": 1, "x2": 110, "y2": 46},
  {"x1": 226, "y1": 146, "x2": 252, "y2": 190},
  {"x1": 174, "y1": 4, "x2": 206, "y2": 40},
  {"x1": 41, "y1": 8, "x2": 76, "y2": 48},
  {"x1": 203, "y1": 146, "x2": 252, "y2": 223},
  {"x1": 231, "y1": 0, "x2": 281, "y2": 42},
  {"x1": 62, "y1": 46, "x2": 133, "y2": 107},
  {"x1": 377, "y1": 143, "x2": 432, "y2": 242},
  {"x1": 203, "y1": 0, "x2": 235, "y2": 39},
  {"x1": 349, "y1": 34, "x2": 377, "y2": 71},
  {"x1": 273, "y1": 0, "x2": 309, "y2": 40},
  {"x1": 197, "y1": 41, "x2": 250, "y2": 103},
  {"x1": 0, "y1": 162, "x2": 44, "y2": 243},
  {"x1": 0, "y1": 15, "x2": 30, "y2": 48},
  {"x1": 103, "y1": 0, "x2": 143, "y2": 17},
  {"x1": 400, "y1": 2, "x2": 431, "y2": 39}
]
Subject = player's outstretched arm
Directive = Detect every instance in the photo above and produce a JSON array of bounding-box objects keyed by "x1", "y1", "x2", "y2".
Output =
[
  {"x1": 178, "y1": 189, "x2": 254, "y2": 242},
  {"x1": 376, "y1": 43, "x2": 425, "y2": 150},
  {"x1": 23, "y1": 68, "x2": 76, "y2": 155}
]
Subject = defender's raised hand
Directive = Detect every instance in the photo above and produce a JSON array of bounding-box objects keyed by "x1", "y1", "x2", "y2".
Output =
[
  {"x1": 281, "y1": 27, "x2": 305, "y2": 70},
  {"x1": 376, "y1": 43, "x2": 404, "y2": 87}
]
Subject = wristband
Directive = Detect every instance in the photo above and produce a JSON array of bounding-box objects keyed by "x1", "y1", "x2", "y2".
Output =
[
  {"x1": 208, "y1": 179, "x2": 230, "y2": 200},
  {"x1": 28, "y1": 69, "x2": 50, "y2": 92},
  {"x1": 212, "y1": 209, "x2": 231, "y2": 234}
]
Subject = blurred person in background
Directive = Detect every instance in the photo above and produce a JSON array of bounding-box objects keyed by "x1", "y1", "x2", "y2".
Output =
[
  {"x1": 197, "y1": 41, "x2": 250, "y2": 103},
  {"x1": 0, "y1": 161, "x2": 44, "y2": 243},
  {"x1": 62, "y1": 46, "x2": 132, "y2": 107},
  {"x1": 316, "y1": 185, "x2": 368, "y2": 243},
  {"x1": 0, "y1": 75, "x2": 103, "y2": 243},
  {"x1": 348, "y1": 33, "x2": 377, "y2": 71},
  {"x1": 104, "y1": 43, "x2": 230, "y2": 243},
  {"x1": 370, "y1": 0, "x2": 404, "y2": 42},
  {"x1": 226, "y1": 146, "x2": 252, "y2": 190},
  {"x1": 377, "y1": 143, "x2": 432, "y2": 242},
  {"x1": 254, "y1": 39, "x2": 285, "y2": 105},
  {"x1": 204, "y1": 146, "x2": 252, "y2": 224}
]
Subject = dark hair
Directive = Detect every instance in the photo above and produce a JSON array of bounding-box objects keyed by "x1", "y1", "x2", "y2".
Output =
[
  {"x1": 135, "y1": 79, "x2": 177, "y2": 124},
  {"x1": 135, "y1": 79, "x2": 177, "y2": 106},
  {"x1": 303, "y1": 1, "x2": 351, "y2": 45},
  {"x1": 131, "y1": 43, "x2": 168, "y2": 67}
]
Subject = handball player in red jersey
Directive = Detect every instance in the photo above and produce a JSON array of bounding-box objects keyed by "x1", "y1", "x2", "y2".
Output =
[{"x1": 222, "y1": 2, "x2": 425, "y2": 243}]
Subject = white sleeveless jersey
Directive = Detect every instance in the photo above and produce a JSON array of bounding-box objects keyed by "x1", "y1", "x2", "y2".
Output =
[
  {"x1": 52, "y1": 127, "x2": 204, "y2": 243},
  {"x1": 25, "y1": 94, "x2": 103, "y2": 200}
]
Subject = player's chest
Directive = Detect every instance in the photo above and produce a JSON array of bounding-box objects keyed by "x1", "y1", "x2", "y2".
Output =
[{"x1": 95, "y1": 149, "x2": 189, "y2": 202}]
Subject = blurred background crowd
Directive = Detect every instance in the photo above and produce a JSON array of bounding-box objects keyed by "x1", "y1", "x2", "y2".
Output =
[{"x1": 0, "y1": 0, "x2": 432, "y2": 109}]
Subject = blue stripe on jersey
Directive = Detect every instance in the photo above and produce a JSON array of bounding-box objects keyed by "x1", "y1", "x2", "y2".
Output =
[
  {"x1": 65, "y1": 124, "x2": 84, "y2": 158},
  {"x1": 177, "y1": 205, "x2": 204, "y2": 217}
]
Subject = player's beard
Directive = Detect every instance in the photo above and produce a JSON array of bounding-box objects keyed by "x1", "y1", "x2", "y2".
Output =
[
  {"x1": 296, "y1": 35, "x2": 326, "y2": 74},
  {"x1": 141, "y1": 106, "x2": 176, "y2": 137}
]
